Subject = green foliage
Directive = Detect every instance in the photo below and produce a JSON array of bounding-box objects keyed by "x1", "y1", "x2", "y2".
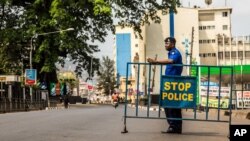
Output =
[
  {"x1": 96, "y1": 56, "x2": 116, "y2": 95},
  {"x1": 93, "y1": 0, "x2": 111, "y2": 16},
  {"x1": 112, "y1": 0, "x2": 180, "y2": 38},
  {"x1": 0, "y1": 0, "x2": 180, "y2": 82},
  {"x1": 0, "y1": 1, "x2": 26, "y2": 74}
]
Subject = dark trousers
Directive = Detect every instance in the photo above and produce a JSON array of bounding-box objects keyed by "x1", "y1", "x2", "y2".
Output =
[{"x1": 164, "y1": 108, "x2": 182, "y2": 129}]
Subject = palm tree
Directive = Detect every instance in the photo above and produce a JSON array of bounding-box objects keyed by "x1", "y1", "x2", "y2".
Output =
[{"x1": 96, "y1": 56, "x2": 116, "y2": 95}]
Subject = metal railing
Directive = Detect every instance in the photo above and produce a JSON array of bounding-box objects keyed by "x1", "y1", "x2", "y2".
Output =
[{"x1": 0, "y1": 98, "x2": 58, "y2": 113}]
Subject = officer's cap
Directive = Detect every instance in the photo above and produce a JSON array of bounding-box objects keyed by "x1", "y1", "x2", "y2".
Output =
[{"x1": 164, "y1": 37, "x2": 176, "y2": 44}]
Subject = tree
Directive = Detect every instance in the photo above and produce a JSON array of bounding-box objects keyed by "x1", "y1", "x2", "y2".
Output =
[
  {"x1": 0, "y1": 1, "x2": 26, "y2": 75},
  {"x1": 0, "y1": 0, "x2": 180, "y2": 82},
  {"x1": 96, "y1": 56, "x2": 115, "y2": 95}
]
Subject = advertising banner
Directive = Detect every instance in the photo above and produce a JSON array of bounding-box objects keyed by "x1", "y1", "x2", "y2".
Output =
[
  {"x1": 25, "y1": 69, "x2": 37, "y2": 85},
  {"x1": 200, "y1": 86, "x2": 230, "y2": 108},
  {"x1": 50, "y1": 83, "x2": 62, "y2": 96},
  {"x1": 201, "y1": 97, "x2": 229, "y2": 108},
  {"x1": 50, "y1": 83, "x2": 56, "y2": 96},
  {"x1": 200, "y1": 86, "x2": 230, "y2": 97},
  {"x1": 236, "y1": 91, "x2": 250, "y2": 108}
]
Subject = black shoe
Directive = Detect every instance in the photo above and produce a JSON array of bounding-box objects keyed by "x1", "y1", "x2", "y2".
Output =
[{"x1": 161, "y1": 127, "x2": 182, "y2": 134}]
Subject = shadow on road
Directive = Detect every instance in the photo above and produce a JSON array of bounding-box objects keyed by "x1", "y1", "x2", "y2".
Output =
[{"x1": 181, "y1": 132, "x2": 223, "y2": 137}]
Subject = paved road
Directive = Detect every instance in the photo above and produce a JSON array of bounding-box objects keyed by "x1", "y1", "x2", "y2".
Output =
[{"x1": 0, "y1": 104, "x2": 248, "y2": 141}]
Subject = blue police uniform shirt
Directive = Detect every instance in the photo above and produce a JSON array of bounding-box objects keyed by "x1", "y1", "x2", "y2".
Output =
[{"x1": 165, "y1": 47, "x2": 183, "y2": 75}]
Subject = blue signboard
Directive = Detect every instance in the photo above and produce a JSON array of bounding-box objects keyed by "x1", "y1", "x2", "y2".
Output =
[
  {"x1": 25, "y1": 69, "x2": 37, "y2": 85},
  {"x1": 160, "y1": 75, "x2": 197, "y2": 108}
]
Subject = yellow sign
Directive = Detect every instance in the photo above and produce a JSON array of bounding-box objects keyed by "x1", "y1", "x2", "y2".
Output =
[
  {"x1": 162, "y1": 92, "x2": 193, "y2": 101},
  {"x1": 160, "y1": 76, "x2": 197, "y2": 108}
]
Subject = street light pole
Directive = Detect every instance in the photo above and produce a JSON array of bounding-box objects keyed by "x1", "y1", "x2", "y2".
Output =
[
  {"x1": 29, "y1": 35, "x2": 36, "y2": 103},
  {"x1": 29, "y1": 28, "x2": 74, "y2": 104}
]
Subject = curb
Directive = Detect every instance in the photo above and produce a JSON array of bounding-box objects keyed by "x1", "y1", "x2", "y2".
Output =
[
  {"x1": 128, "y1": 104, "x2": 164, "y2": 111},
  {"x1": 45, "y1": 107, "x2": 68, "y2": 110}
]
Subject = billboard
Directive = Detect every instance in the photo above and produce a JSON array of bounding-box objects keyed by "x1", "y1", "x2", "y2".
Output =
[{"x1": 200, "y1": 86, "x2": 230, "y2": 108}]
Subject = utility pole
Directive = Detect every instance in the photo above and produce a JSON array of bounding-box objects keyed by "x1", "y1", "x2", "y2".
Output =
[
  {"x1": 189, "y1": 27, "x2": 194, "y2": 75},
  {"x1": 88, "y1": 56, "x2": 93, "y2": 103}
]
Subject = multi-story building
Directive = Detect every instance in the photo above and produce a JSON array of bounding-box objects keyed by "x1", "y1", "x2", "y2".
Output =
[
  {"x1": 198, "y1": 7, "x2": 232, "y2": 65},
  {"x1": 114, "y1": 6, "x2": 250, "y2": 97}
]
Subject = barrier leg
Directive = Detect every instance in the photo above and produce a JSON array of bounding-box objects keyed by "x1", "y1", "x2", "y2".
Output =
[{"x1": 121, "y1": 122, "x2": 128, "y2": 133}]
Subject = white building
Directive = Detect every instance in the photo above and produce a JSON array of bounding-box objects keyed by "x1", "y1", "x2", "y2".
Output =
[
  {"x1": 114, "y1": 6, "x2": 250, "y2": 95},
  {"x1": 198, "y1": 7, "x2": 232, "y2": 65}
]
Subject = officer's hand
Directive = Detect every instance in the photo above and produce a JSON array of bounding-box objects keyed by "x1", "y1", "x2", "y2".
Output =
[{"x1": 147, "y1": 58, "x2": 156, "y2": 63}]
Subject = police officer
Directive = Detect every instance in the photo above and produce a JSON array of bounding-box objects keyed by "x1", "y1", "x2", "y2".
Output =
[{"x1": 147, "y1": 37, "x2": 183, "y2": 134}]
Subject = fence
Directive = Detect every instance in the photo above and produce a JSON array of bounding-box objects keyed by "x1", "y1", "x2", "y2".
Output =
[
  {"x1": 122, "y1": 62, "x2": 234, "y2": 138},
  {"x1": 0, "y1": 84, "x2": 59, "y2": 113}
]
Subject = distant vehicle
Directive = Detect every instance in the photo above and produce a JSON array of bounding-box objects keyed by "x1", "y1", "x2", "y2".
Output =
[{"x1": 80, "y1": 89, "x2": 89, "y2": 104}]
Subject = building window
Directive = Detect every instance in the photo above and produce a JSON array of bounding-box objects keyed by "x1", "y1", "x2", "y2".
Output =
[
  {"x1": 208, "y1": 53, "x2": 211, "y2": 57},
  {"x1": 212, "y1": 53, "x2": 216, "y2": 57},
  {"x1": 224, "y1": 37, "x2": 229, "y2": 44},
  {"x1": 238, "y1": 51, "x2": 243, "y2": 58},
  {"x1": 223, "y1": 25, "x2": 228, "y2": 30},
  {"x1": 199, "y1": 40, "x2": 202, "y2": 44},
  {"x1": 199, "y1": 53, "x2": 202, "y2": 57},
  {"x1": 199, "y1": 26, "x2": 202, "y2": 30},
  {"x1": 231, "y1": 51, "x2": 236, "y2": 59},
  {"x1": 207, "y1": 26, "x2": 210, "y2": 30},
  {"x1": 225, "y1": 52, "x2": 230, "y2": 58},
  {"x1": 246, "y1": 51, "x2": 250, "y2": 58},
  {"x1": 135, "y1": 44, "x2": 138, "y2": 47},
  {"x1": 222, "y1": 12, "x2": 228, "y2": 17},
  {"x1": 199, "y1": 13, "x2": 215, "y2": 21},
  {"x1": 203, "y1": 54, "x2": 207, "y2": 57},
  {"x1": 203, "y1": 26, "x2": 206, "y2": 30},
  {"x1": 212, "y1": 39, "x2": 216, "y2": 43},
  {"x1": 218, "y1": 52, "x2": 223, "y2": 59},
  {"x1": 245, "y1": 83, "x2": 250, "y2": 90}
]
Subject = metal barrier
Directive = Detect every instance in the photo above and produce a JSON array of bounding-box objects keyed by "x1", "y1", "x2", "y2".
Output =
[
  {"x1": 0, "y1": 98, "x2": 58, "y2": 113},
  {"x1": 122, "y1": 62, "x2": 234, "y2": 136}
]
